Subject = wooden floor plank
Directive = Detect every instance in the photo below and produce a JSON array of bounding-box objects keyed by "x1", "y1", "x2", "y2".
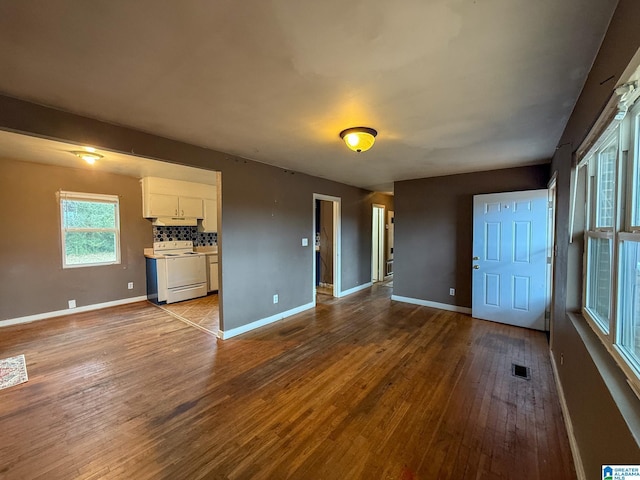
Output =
[{"x1": 0, "y1": 284, "x2": 576, "y2": 479}]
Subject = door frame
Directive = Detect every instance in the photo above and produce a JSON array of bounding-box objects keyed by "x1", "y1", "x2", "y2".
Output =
[
  {"x1": 313, "y1": 194, "x2": 342, "y2": 299},
  {"x1": 372, "y1": 204, "x2": 386, "y2": 282},
  {"x1": 548, "y1": 173, "x2": 558, "y2": 341}
]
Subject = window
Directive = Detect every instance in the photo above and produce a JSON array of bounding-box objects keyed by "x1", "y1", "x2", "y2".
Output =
[
  {"x1": 584, "y1": 127, "x2": 619, "y2": 333},
  {"x1": 618, "y1": 237, "x2": 640, "y2": 370},
  {"x1": 59, "y1": 191, "x2": 121, "y2": 268},
  {"x1": 579, "y1": 97, "x2": 640, "y2": 387}
]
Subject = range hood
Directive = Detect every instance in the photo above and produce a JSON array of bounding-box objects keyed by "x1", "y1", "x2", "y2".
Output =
[{"x1": 151, "y1": 217, "x2": 198, "y2": 226}]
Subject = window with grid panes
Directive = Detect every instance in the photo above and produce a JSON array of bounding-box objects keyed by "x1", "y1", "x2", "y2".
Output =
[
  {"x1": 59, "y1": 191, "x2": 121, "y2": 268},
  {"x1": 579, "y1": 97, "x2": 640, "y2": 386}
]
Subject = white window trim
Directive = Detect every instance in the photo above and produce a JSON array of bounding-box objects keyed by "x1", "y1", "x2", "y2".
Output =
[
  {"x1": 629, "y1": 109, "x2": 640, "y2": 230},
  {"x1": 577, "y1": 93, "x2": 640, "y2": 395},
  {"x1": 59, "y1": 191, "x2": 121, "y2": 269}
]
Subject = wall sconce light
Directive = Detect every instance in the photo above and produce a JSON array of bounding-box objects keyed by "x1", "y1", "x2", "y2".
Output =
[{"x1": 339, "y1": 127, "x2": 377, "y2": 153}]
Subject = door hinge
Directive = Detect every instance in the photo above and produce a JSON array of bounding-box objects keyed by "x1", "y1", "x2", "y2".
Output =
[
  {"x1": 547, "y1": 256, "x2": 552, "y2": 264},
  {"x1": 545, "y1": 310, "x2": 550, "y2": 320},
  {"x1": 548, "y1": 200, "x2": 553, "y2": 208}
]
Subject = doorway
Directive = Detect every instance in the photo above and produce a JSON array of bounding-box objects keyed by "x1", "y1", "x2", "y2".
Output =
[
  {"x1": 372, "y1": 204, "x2": 385, "y2": 283},
  {"x1": 387, "y1": 210, "x2": 394, "y2": 277},
  {"x1": 471, "y1": 190, "x2": 549, "y2": 330},
  {"x1": 313, "y1": 194, "x2": 341, "y2": 298}
]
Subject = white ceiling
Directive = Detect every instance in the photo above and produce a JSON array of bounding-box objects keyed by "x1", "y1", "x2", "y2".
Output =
[
  {"x1": 0, "y1": 0, "x2": 618, "y2": 192},
  {"x1": 0, "y1": 130, "x2": 217, "y2": 184}
]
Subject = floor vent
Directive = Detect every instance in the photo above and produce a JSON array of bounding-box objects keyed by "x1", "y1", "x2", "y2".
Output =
[{"x1": 512, "y1": 363, "x2": 530, "y2": 380}]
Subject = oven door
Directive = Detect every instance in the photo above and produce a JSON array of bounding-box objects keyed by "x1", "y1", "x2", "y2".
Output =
[{"x1": 165, "y1": 256, "x2": 206, "y2": 288}]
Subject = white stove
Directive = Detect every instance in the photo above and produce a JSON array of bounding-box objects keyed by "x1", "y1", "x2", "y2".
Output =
[{"x1": 147, "y1": 241, "x2": 207, "y2": 304}]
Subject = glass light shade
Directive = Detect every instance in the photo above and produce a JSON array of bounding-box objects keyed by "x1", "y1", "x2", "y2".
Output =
[
  {"x1": 340, "y1": 127, "x2": 377, "y2": 152},
  {"x1": 72, "y1": 151, "x2": 103, "y2": 164}
]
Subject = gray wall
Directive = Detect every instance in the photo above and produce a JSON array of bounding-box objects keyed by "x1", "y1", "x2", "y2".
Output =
[
  {"x1": 0, "y1": 96, "x2": 377, "y2": 331},
  {"x1": 0, "y1": 159, "x2": 150, "y2": 320},
  {"x1": 550, "y1": 0, "x2": 640, "y2": 474},
  {"x1": 394, "y1": 165, "x2": 548, "y2": 308}
]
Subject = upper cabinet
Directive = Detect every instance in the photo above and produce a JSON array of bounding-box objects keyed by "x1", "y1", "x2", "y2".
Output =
[
  {"x1": 141, "y1": 177, "x2": 214, "y2": 221},
  {"x1": 145, "y1": 193, "x2": 203, "y2": 218},
  {"x1": 199, "y1": 197, "x2": 218, "y2": 233}
]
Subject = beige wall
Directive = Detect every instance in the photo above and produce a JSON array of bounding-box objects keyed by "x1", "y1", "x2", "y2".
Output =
[{"x1": 0, "y1": 159, "x2": 150, "y2": 320}]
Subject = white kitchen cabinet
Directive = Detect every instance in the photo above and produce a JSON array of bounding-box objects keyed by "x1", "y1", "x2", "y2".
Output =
[
  {"x1": 178, "y1": 196, "x2": 204, "y2": 218},
  {"x1": 207, "y1": 254, "x2": 219, "y2": 292},
  {"x1": 199, "y1": 198, "x2": 218, "y2": 232},
  {"x1": 144, "y1": 193, "x2": 203, "y2": 218},
  {"x1": 142, "y1": 177, "x2": 205, "y2": 218},
  {"x1": 146, "y1": 193, "x2": 179, "y2": 217}
]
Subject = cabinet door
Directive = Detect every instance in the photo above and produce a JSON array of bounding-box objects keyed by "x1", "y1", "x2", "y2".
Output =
[
  {"x1": 179, "y1": 197, "x2": 203, "y2": 218},
  {"x1": 199, "y1": 199, "x2": 218, "y2": 232},
  {"x1": 209, "y1": 262, "x2": 219, "y2": 291},
  {"x1": 147, "y1": 193, "x2": 179, "y2": 217}
]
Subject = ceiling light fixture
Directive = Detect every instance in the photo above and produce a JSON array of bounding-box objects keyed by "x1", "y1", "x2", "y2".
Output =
[
  {"x1": 339, "y1": 127, "x2": 377, "y2": 153},
  {"x1": 72, "y1": 150, "x2": 103, "y2": 165}
]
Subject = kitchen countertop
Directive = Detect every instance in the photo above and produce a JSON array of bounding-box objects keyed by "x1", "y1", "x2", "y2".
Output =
[
  {"x1": 195, "y1": 246, "x2": 218, "y2": 254},
  {"x1": 144, "y1": 246, "x2": 218, "y2": 259},
  {"x1": 144, "y1": 248, "x2": 163, "y2": 259}
]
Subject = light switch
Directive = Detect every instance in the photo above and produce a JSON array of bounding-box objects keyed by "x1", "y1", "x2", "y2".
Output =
[{"x1": 302, "y1": 238, "x2": 309, "y2": 247}]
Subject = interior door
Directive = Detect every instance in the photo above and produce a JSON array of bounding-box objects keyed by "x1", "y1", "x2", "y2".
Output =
[{"x1": 472, "y1": 190, "x2": 548, "y2": 330}]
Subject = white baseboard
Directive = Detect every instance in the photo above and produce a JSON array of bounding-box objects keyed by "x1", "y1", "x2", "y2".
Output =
[
  {"x1": 219, "y1": 301, "x2": 315, "y2": 339},
  {"x1": 390, "y1": 295, "x2": 472, "y2": 314},
  {"x1": 550, "y1": 353, "x2": 586, "y2": 480},
  {"x1": 338, "y1": 282, "x2": 373, "y2": 298},
  {"x1": 0, "y1": 295, "x2": 148, "y2": 328}
]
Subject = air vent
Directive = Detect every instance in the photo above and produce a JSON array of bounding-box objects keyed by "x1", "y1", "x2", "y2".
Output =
[{"x1": 512, "y1": 363, "x2": 530, "y2": 380}]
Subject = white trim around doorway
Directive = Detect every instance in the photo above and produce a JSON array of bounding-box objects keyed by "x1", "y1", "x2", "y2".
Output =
[{"x1": 313, "y1": 194, "x2": 342, "y2": 299}]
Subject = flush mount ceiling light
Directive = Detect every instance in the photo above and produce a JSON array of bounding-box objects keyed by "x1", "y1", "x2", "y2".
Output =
[
  {"x1": 71, "y1": 150, "x2": 103, "y2": 165},
  {"x1": 339, "y1": 127, "x2": 378, "y2": 153}
]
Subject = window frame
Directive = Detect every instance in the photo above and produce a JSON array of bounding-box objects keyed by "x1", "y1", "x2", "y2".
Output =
[
  {"x1": 59, "y1": 191, "x2": 121, "y2": 269},
  {"x1": 583, "y1": 125, "x2": 621, "y2": 334},
  {"x1": 629, "y1": 108, "x2": 640, "y2": 231},
  {"x1": 579, "y1": 98, "x2": 640, "y2": 394}
]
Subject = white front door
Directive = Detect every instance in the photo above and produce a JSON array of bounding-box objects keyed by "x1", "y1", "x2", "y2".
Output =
[{"x1": 472, "y1": 190, "x2": 548, "y2": 330}]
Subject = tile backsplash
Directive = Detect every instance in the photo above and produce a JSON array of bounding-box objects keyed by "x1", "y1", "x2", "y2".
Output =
[{"x1": 153, "y1": 226, "x2": 217, "y2": 247}]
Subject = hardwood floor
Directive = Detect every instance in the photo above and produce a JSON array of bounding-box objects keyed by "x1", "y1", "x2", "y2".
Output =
[{"x1": 0, "y1": 285, "x2": 575, "y2": 479}]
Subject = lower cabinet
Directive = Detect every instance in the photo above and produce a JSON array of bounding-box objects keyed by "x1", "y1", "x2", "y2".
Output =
[{"x1": 207, "y1": 254, "x2": 219, "y2": 292}]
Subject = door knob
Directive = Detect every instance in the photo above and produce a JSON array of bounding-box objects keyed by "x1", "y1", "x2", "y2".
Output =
[
  {"x1": 472, "y1": 256, "x2": 479, "y2": 260},
  {"x1": 473, "y1": 265, "x2": 480, "y2": 269}
]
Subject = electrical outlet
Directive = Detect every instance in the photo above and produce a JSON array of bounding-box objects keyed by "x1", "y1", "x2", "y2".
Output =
[
  {"x1": 68, "y1": 299, "x2": 76, "y2": 309},
  {"x1": 127, "y1": 282, "x2": 134, "y2": 290},
  {"x1": 273, "y1": 294, "x2": 279, "y2": 304},
  {"x1": 449, "y1": 288, "x2": 455, "y2": 296}
]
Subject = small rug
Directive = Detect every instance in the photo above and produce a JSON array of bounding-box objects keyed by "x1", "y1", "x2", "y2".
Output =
[{"x1": 0, "y1": 354, "x2": 28, "y2": 391}]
